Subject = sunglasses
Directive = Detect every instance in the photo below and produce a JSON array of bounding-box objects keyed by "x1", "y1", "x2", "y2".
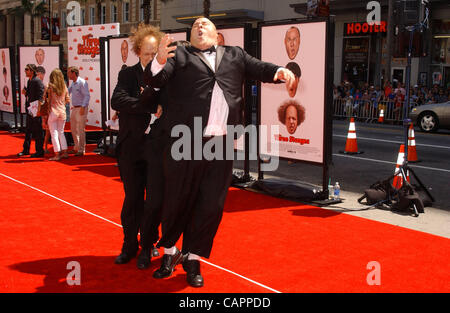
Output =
[{"x1": 25, "y1": 68, "x2": 30, "y2": 71}]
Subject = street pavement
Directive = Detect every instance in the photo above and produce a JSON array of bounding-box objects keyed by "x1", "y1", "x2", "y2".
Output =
[{"x1": 233, "y1": 119, "x2": 450, "y2": 239}]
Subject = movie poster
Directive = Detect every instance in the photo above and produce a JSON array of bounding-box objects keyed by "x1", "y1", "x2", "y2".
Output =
[
  {"x1": 68, "y1": 23, "x2": 120, "y2": 128},
  {"x1": 260, "y1": 22, "x2": 327, "y2": 164},
  {"x1": 0, "y1": 48, "x2": 14, "y2": 113},
  {"x1": 165, "y1": 31, "x2": 187, "y2": 42},
  {"x1": 106, "y1": 36, "x2": 139, "y2": 130},
  {"x1": 18, "y1": 45, "x2": 61, "y2": 113},
  {"x1": 106, "y1": 31, "x2": 186, "y2": 130}
]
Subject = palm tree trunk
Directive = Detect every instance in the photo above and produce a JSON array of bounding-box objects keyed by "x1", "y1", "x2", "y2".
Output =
[
  {"x1": 31, "y1": 16, "x2": 34, "y2": 45},
  {"x1": 203, "y1": 0, "x2": 210, "y2": 18},
  {"x1": 143, "y1": 0, "x2": 151, "y2": 24}
]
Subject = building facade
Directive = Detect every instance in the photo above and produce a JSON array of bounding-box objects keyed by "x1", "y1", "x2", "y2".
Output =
[
  {"x1": 159, "y1": 0, "x2": 450, "y2": 89},
  {"x1": 0, "y1": 0, "x2": 162, "y2": 66},
  {"x1": 1, "y1": 0, "x2": 449, "y2": 88}
]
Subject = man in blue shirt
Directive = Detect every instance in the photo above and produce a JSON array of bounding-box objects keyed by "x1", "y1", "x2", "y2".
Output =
[{"x1": 67, "y1": 66, "x2": 90, "y2": 156}]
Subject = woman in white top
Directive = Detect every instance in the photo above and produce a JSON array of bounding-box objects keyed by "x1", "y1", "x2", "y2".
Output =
[{"x1": 46, "y1": 69, "x2": 70, "y2": 161}]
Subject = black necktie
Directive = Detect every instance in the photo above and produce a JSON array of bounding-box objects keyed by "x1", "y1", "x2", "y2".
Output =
[{"x1": 191, "y1": 45, "x2": 216, "y2": 54}]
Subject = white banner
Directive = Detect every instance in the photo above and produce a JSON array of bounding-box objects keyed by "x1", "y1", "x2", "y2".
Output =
[
  {"x1": 0, "y1": 48, "x2": 14, "y2": 113},
  {"x1": 67, "y1": 23, "x2": 120, "y2": 128},
  {"x1": 18, "y1": 46, "x2": 61, "y2": 114}
]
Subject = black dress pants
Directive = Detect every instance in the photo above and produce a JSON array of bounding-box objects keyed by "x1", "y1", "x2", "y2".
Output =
[
  {"x1": 117, "y1": 144, "x2": 146, "y2": 254},
  {"x1": 138, "y1": 135, "x2": 166, "y2": 249},
  {"x1": 157, "y1": 136, "x2": 234, "y2": 259},
  {"x1": 22, "y1": 114, "x2": 44, "y2": 154}
]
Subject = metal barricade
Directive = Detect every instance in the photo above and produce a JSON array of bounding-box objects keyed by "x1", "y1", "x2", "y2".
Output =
[{"x1": 333, "y1": 98, "x2": 421, "y2": 123}]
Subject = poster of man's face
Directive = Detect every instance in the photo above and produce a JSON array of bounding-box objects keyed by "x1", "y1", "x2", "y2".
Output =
[
  {"x1": 19, "y1": 46, "x2": 60, "y2": 113},
  {"x1": 0, "y1": 48, "x2": 13, "y2": 113},
  {"x1": 120, "y1": 40, "x2": 129, "y2": 63},
  {"x1": 284, "y1": 27, "x2": 300, "y2": 60},
  {"x1": 35, "y1": 48, "x2": 45, "y2": 65},
  {"x1": 260, "y1": 22, "x2": 327, "y2": 164},
  {"x1": 109, "y1": 37, "x2": 139, "y2": 127},
  {"x1": 278, "y1": 100, "x2": 306, "y2": 135}
]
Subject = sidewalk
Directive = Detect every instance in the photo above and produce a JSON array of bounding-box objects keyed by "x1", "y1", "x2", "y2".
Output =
[{"x1": 238, "y1": 170, "x2": 450, "y2": 239}]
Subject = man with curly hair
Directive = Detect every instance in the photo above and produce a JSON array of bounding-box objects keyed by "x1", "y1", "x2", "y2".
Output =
[
  {"x1": 111, "y1": 23, "x2": 164, "y2": 270},
  {"x1": 278, "y1": 99, "x2": 306, "y2": 135}
]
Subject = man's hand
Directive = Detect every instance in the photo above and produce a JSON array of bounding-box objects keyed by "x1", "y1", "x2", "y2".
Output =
[
  {"x1": 80, "y1": 107, "x2": 85, "y2": 116},
  {"x1": 274, "y1": 68, "x2": 296, "y2": 91},
  {"x1": 155, "y1": 105, "x2": 163, "y2": 118},
  {"x1": 21, "y1": 88, "x2": 26, "y2": 95},
  {"x1": 156, "y1": 34, "x2": 177, "y2": 65}
]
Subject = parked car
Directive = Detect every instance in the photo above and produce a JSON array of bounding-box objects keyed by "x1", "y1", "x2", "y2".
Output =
[{"x1": 410, "y1": 101, "x2": 450, "y2": 132}]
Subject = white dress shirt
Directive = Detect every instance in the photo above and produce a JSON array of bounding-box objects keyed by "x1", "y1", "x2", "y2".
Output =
[
  {"x1": 151, "y1": 47, "x2": 229, "y2": 136},
  {"x1": 142, "y1": 62, "x2": 158, "y2": 134}
]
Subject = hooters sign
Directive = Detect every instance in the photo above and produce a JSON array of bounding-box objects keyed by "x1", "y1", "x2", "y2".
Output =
[
  {"x1": 345, "y1": 21, "x2": 387, "y2": 36},
  {"x1": 67, "y1": 23, "x2": 119, "y2": 128}
]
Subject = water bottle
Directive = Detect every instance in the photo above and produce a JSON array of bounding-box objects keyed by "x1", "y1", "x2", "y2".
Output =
[
  {"x1": 328, "y1": 184, "x2": 334, "y2": 200},
  {"x1": 333, "y1": 182, "x2": 340, "y2": 200}
]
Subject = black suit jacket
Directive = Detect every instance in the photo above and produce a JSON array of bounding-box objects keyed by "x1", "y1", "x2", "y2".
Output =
[
  {"x1": 111, "y1": 62, "x2": 159, "y2": 159},
  {"x1": 144, "y1": 45, "x2": 280, "y2": 132},
  {"x1": 25, "y1": 75, "x2": 44, "y2": 110}
]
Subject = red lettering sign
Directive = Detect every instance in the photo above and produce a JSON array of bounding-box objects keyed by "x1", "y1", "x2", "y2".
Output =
[
  {"x1": 345, "y1": 22, "x2": 387, "y2": 35},
  {"x1": 77, "y1": 34, "x2": 100, "y2": 58}
]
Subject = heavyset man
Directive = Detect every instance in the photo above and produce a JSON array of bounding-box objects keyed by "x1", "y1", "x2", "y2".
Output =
[{"x1": 144, "y1": 17, "x2": 296, "y2": 287}]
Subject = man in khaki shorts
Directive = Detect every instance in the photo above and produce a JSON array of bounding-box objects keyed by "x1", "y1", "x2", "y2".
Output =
[{"x1": 67, "y1": 66, "x2": 90, "y2": 156}]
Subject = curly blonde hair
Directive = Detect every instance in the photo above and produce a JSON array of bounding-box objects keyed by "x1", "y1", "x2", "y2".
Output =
[
  {"x1": 48, "y1": 68, "x2": 66, "y2": 96},
  {"x1": 129, "y1": 23, "x2": 164, "y2": 55}
]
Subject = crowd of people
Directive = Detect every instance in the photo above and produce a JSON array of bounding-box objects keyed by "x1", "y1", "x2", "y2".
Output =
[
  {"x1": 17, "y1": 64, "x2": 90, "y2": 160},
  {"x1": 333, "y1": 80, "x2": 450, "y2": 120}
]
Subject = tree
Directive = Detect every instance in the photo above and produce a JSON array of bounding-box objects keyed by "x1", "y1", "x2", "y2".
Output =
[
  {"x1": 203, "y1": 0, "x2": 210, "y2": 18},
  {"x1": 9, "y1": 0, "x2": 48, "y2": 45},
  {"x1": 161, "y1": 0, "x2": 211, "y2": 19},
  {"x1": 142, "y1": 0, "x2": 152, "y2": 24}
]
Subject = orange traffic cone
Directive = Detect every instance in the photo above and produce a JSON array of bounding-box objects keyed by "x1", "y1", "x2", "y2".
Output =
[
  {"x1": 407, "y1": 124, "x2": 419, "y2": 162},
  {"x1": 340, "y1": 117, "x2": 363, "y2": 154},
  {"x1": 392, "y1": 144, "x2": 410, "y2": 189},
  {"x1": 378, "y1": 109, "x2": 384, "y2": 123}
]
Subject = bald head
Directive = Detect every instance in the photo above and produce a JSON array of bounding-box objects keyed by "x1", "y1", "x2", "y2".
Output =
[{"x1": 190, "y1": 18, "x2": 218, "y2": 50}]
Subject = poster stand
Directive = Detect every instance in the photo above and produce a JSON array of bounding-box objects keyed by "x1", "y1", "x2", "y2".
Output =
[
  {"x1": 99, "y1": 29, "x2": 189, "y2": 157},
  {"x1": 253, "y1": 17, "x2": 334, "y2": 202},
  {"x1": 0, "y1": 47, "x2": 18, "y2": 132},
  {"x1": 16, "y1": 44, "x2": 63, "y2": 133}
]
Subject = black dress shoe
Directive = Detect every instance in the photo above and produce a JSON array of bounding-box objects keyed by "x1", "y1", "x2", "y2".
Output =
[
  {"x1": 137, "y1": 247, "x2": 151, "y2": 270},
  {"x1": 30, "y1": 152, "x2": 44, "y2": 158},
  {"x1": 114, "y1": 251, "x2": 137, "y2": 264},
  {"x1": 182, "y1": 259, "x2": 204, "y2": 288},
  {"x1": 17, "y1": 151, "x2": 30, "y2": 157},
  {"x1": 153, "y1": 248, "x2": 183, "y2": 279}
]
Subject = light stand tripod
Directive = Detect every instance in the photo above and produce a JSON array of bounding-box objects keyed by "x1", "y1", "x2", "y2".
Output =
[{"x1": 390, "y1": 3, "x2": 434, "y2": 216}]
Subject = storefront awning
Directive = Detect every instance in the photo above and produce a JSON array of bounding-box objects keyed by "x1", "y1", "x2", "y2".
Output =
[
  {"x1": 173, "y1": 9, "x2": 264, "y2": 25},
  {"x1": 289, "y1": 0, "x2": 389, "y2": 15}
]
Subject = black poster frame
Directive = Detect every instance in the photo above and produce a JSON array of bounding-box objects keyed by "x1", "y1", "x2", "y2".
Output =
[
  {"x1": 0, "y1": 47, "x2": 17, "y2": 118},
  {"x1": 17, "y1": 44, "x2": 63, "y2": 115},
  {"x1": 256, "y1": 18, "x2": 334, "y2": 194}
]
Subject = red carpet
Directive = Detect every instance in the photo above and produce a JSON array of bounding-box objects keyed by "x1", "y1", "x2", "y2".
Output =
[{"x1": 0, "y1": 130, "x2": 449, "y2": 293}]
